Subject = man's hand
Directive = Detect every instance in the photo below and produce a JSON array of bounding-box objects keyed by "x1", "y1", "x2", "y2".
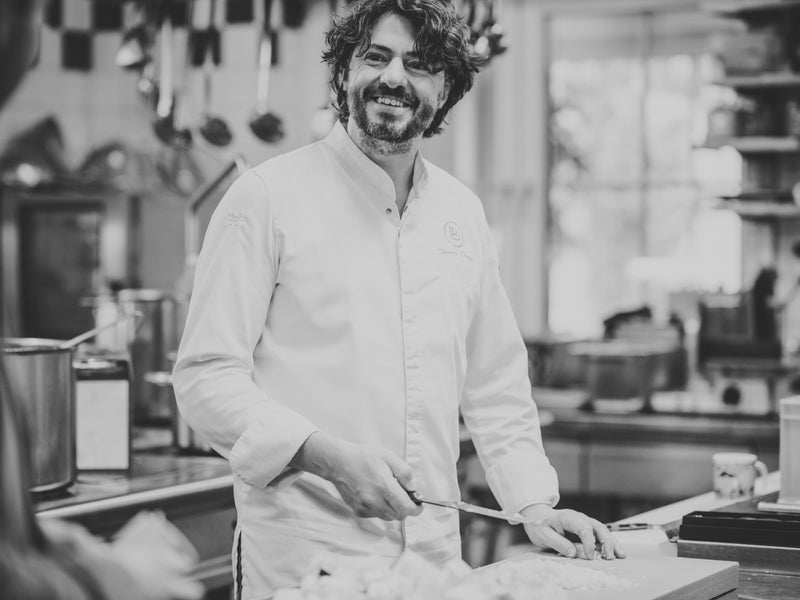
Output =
[
  {"x1": 519, "y1": 504, "x2": 626, "y2": 561},
  {"x1": 290, "y1": 431, "x2": 423, "y2": 521}
]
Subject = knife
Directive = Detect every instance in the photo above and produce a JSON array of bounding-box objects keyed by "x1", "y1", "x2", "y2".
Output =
[
  {"x1": 406, "y1": 490, "x2": 539, "y2": 525},
  {"x1": 605, "y1": 522, "x2": 663, "y2": 532}
]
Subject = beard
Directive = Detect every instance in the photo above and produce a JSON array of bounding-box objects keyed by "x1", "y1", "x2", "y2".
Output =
[{"x1": 348, "y1": 83, "x2": 436, "y2": 148}]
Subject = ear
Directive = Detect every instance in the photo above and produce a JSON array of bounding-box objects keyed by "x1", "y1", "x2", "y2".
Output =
[{"x1": 438, "y1": 78, "x2": 452, "y2": 109}]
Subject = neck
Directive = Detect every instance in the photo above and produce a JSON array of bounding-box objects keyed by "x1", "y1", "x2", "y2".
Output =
[{"x1": 347, "y1": 121, "x2": 419, "y2": 213}]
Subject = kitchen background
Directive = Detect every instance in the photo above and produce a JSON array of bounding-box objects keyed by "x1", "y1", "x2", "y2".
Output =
[
  {"x1": 4, "y1": 0, "x2": 800, "y2": 420},
  {"x1": 5, "y1": 0, "x2": 800, "y2": 344},
  {"x1": 7, "y1": 1, "x2": 800, "y2": 596}
]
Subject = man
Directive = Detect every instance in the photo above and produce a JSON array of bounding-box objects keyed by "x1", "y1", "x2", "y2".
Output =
[{"x1": 173, "y1": 1, "x2": 623, "y2": 598}]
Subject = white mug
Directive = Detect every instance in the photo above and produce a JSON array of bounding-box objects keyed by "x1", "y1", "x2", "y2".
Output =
[{"x1": 713, "y1": 452, "x2": 768, "y2": 499}]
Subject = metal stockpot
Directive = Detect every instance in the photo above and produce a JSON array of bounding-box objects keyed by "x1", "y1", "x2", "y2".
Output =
[
  {"x1": 0, "y1": 338, "x2": 75, "y2": 494},
  {"x1": 144, "y1": 370, "x2": 213, "y2": 454},
  {"x1": 117, "y1": 289, "x2": 174, "y2": 423}
]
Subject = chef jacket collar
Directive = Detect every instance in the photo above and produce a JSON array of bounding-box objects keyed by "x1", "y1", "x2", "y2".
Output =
[{"x1": 325, "y1": 121, "x2": 429, "y2": 209}]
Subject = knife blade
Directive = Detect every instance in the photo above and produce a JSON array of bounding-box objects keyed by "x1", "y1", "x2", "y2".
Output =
[
  {"x1": 605, "y1": 522, "x2": 662, "y2": 532},
  {"x1": 406, "y1": 490, "x2": 539, "y2": 525}
]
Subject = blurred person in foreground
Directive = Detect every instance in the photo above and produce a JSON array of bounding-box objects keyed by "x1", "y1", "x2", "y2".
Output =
[
  {"x1": 173, "y1": 1, "x2": 624, "y2": 597},
  {"x1": 0, "y1": 1, "x2": 202, "y2": 599}
]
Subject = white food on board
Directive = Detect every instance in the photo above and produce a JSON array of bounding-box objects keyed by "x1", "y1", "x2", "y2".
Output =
[{"x1": 271, "y1": 551, "x2": 633, "y2": 600}]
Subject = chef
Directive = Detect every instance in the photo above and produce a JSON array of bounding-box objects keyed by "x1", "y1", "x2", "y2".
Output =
[{"x1": 173, "y1": 1, "x2": 624, "y2": 598}]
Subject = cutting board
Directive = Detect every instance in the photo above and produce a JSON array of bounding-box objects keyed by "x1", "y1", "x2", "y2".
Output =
[{"x1": 481, "y1": 553, "x2": 738, "y2": 600}]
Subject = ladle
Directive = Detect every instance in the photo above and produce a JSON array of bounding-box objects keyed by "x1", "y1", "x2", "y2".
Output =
[
  {"x1": 116, "y1": 26, "x2": 148, "y2": 70},
  {"x1": 137, "y1": 58, "x2": 159, "y2": 110},
  {"x1": 199, "y1": 0, "x2": 233, "y2": 146},
  {"x1": 135, "y1": 3, "x2": 160, "y2": 110},
  {"x1": 311, "y1": 0, "x2": 339, "y2": 141},
  {"x1": 116, "y1": 1, "x2": 149, "y2": 69},
  {"x1": 483, "y1": 0, "x2": 508, "y2": 58},
  {"x1": 153, "y1": 11, "x2": 176, "y2": 145},
  {"x1": 249, "y1": 0, "x2": 284, "y2": 143},
  {"x1": 58, "y1": 311, "x2": 143, "y2": 351}
]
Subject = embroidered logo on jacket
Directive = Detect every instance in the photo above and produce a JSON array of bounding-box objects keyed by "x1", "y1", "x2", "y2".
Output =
[
  {"x1": 226, "y1": 212, "x2": 247, "y2": 228},
  {"x1": 444, "y1": 221, "x2": 464, "y2": 247}
]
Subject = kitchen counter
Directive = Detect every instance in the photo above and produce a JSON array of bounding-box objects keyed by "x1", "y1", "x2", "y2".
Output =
[
  {"x1": 614, "y1": 471, "x2": 800, "y2": 600},
  {"x1": 536, "y1": 387, "x2": 779, "y2": 445},
  {"x1": 36, "y1": 449, "x2": 235, "y2": 599},
  {"x1": 534, "y1": 398, "x2": 779, "y2": 506},
  {"x1": 37, "y1": 452, "x2": 232, "y2": 518}
]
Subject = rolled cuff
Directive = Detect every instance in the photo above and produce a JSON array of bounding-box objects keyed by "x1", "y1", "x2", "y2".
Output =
[
  {"x1": 484, "y1": 449, "x2": 560, "y2": 514},
  {"x1": 229, "y1": 410, "x2": 318, "y2": 489}
]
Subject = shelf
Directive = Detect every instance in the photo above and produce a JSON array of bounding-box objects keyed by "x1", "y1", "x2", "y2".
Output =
[
  {"x1": 713, "y1": 72, "x2": 800, "y2": 89},
  {"x1": 716, "y1": 199, "x2": 800, "y2": 219},
  {"x1": 703, "y1": 0, "x2": 800, "y2": 16},
  {"x1": 703, "y1": 136, "x2": 800, "y2": 153}
]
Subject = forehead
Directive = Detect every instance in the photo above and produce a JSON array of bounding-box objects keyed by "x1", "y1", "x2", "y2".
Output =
[{"x1": 366, "y1": 13, "x2": 418, "y2": 53}]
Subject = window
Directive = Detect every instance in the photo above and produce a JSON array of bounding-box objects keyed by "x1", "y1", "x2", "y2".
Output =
[{"x1": 547, "y1": 9, "x2": 742, "y2": 336}]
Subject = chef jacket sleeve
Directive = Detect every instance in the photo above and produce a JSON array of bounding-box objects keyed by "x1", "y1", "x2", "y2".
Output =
[
  {"x1": 172, "y1": 171, "x2": 318, "y2": 489},
  {"x1": 459, "y1": 222, "x2": 560, "y2": 515}
]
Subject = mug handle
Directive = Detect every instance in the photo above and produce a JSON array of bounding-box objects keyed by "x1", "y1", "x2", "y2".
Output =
[{"x1": 755, "y1": 460, "x2": 769, "y2": 494}]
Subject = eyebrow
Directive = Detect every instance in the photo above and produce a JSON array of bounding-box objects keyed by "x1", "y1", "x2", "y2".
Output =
[{"x1": 363, "y1": 43, "x2": 421, "y2": 59}]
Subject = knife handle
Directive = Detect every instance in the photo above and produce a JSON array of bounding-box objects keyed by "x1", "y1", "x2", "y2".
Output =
[{"x1": 405, "y1": 489, "x2": 423, "y2": 505}]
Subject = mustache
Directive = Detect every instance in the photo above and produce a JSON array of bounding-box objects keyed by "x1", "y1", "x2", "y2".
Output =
[{"x1": 366, "y1": 83, "x2": 417, "y2": 106}]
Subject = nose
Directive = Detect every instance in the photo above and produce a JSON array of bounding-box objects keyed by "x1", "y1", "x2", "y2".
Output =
[{"x1": 380, "y1": 56, "x2": 407, "y2": 88}]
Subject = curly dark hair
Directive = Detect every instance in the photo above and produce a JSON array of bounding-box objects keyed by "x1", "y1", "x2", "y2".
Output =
[{"x1": 322, "y1": 0, "x2": 486, "y2": 138}]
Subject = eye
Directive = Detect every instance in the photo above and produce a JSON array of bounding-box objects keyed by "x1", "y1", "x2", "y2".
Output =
[
  {"x1": 405, "y1": 58, "x2": 432, "y2": 73},
  {"x1": 363, "y1": 52, "x2": 387, "y2": 65}
]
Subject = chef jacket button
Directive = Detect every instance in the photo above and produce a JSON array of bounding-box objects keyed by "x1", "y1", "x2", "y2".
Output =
[{"x1": 385, "y1": 207, "x2": 392, "y2": 214}]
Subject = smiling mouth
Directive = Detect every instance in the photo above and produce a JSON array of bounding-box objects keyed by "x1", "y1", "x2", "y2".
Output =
[{"x1": 371, "y1": 95, "x2": 415, "y2": 109}]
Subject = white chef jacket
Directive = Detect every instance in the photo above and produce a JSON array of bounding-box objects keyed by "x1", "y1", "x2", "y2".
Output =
[{"x1": 173, "y1": 122, "x2": 559, "y2": 599}]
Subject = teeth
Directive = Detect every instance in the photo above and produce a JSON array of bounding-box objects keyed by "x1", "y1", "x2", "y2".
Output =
[{"x1": 375, "y1": 96, "x2": 406, "y2": 107}]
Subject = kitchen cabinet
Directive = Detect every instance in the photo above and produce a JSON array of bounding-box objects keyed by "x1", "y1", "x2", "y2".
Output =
[
  {"x1": 541, "y1": 409, "x2": 779, "y2": 503},
  {"x1": 464, "y1": 409, "x2": 780, "y2": 503}
]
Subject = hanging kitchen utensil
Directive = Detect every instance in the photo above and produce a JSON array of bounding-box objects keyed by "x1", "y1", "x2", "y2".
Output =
[
  {"x1": 135, "y1": 2, "x2": 160, "y2": 110},
  {"x1": 483, "y1": 0, "x2": 508, "y2": 58},
  {"x1": 153, "y1": 10, "x2": 176, "y2": 144},
  {"x1": 137, "y1": 58, "x2": 159, "y2": 110},
  {"x1": 311, "y1": 0, "x2": 339, "y2": 141},
  {"x1": 249, "y1": 0, "x2": 284, "y2": 143},
  {"x1": 166, "y1": 0, "x2": 195, "y2": 149},
  {"x1": 198, "y1": 0, "x2": 233, "y2": 147},
  {"x1": 117, "y1": 27, "x2": 148, "y2": 70}
]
